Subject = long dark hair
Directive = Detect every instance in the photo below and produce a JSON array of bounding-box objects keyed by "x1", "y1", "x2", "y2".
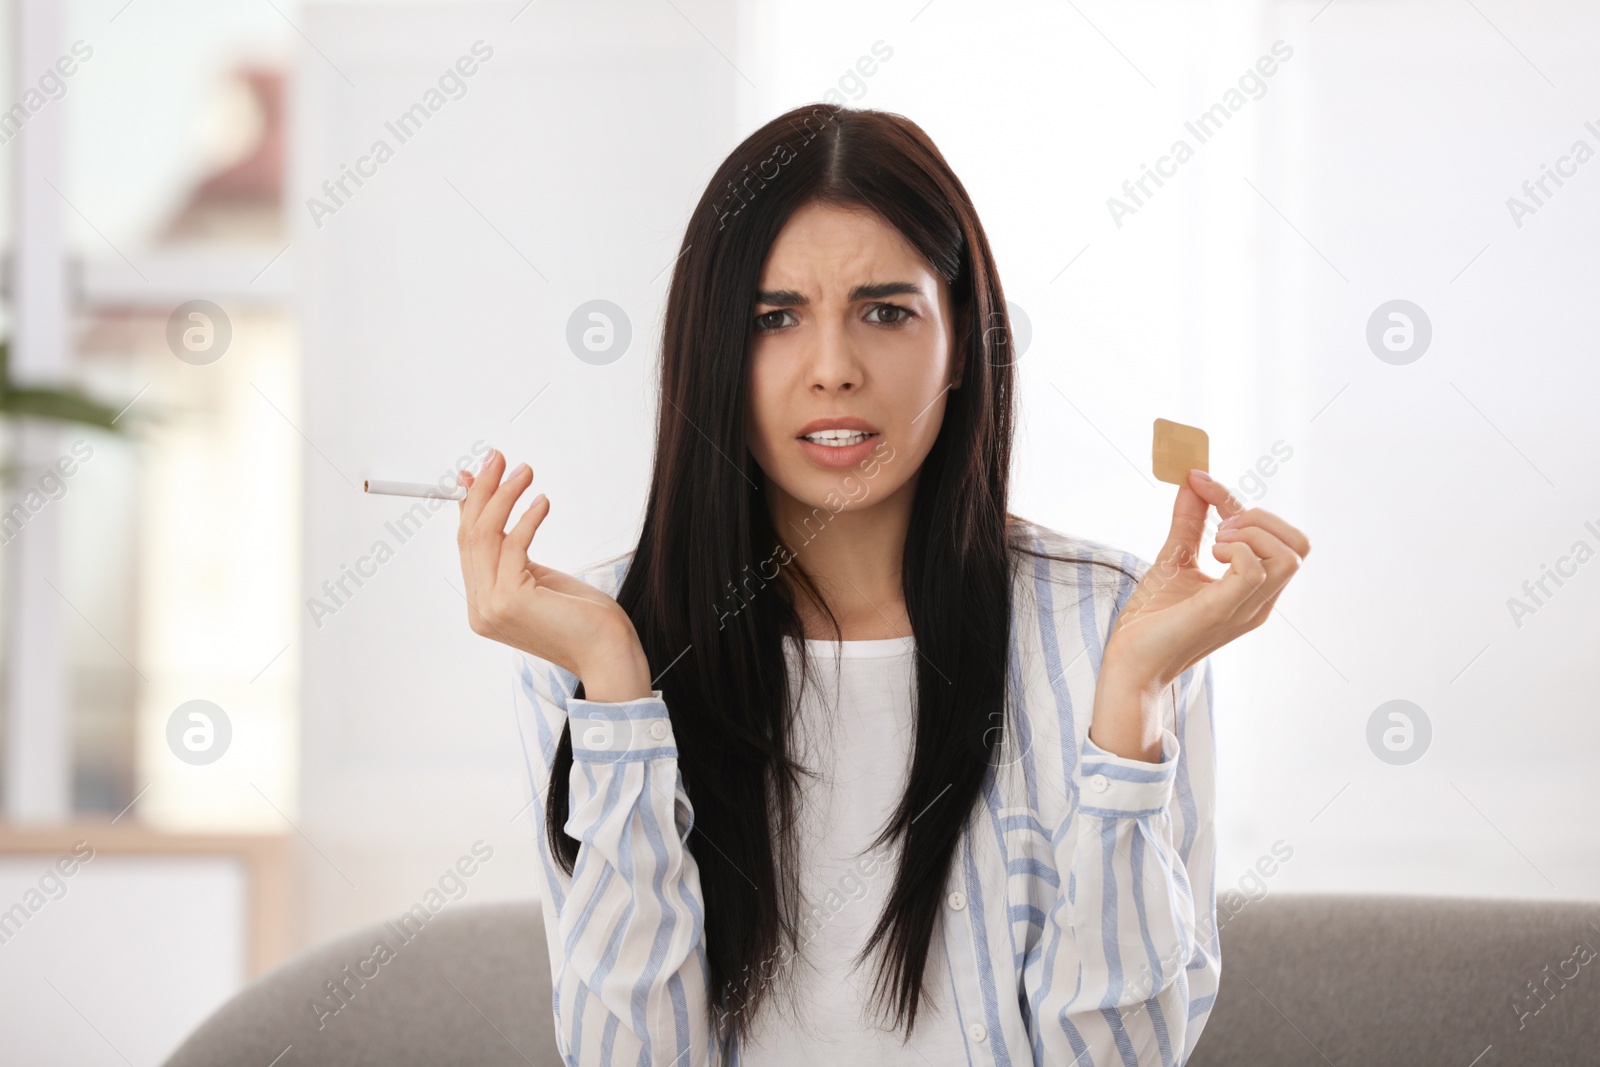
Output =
[{"x1": 544, "y1": 103, "x2": 1131, "y2": 1043}]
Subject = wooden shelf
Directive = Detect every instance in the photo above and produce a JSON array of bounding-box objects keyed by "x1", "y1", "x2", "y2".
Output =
[{"x1": 0, "y1": 822, "x2": 293, "y2": 977}]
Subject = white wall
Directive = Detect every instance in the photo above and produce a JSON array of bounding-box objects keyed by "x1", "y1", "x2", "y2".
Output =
[
  {"x1": 1241, "y1": 0, "x2": 1600, "y2": 899},
  {"x1": 0, "y1": 854, "x2": 246, "y2": 1064},
  {"x1": 291, "y1": 0, "x2": 1600, "y2": 962},
  {"x1": 736, "y1": 0, "x2": 1600, "y2": 902},
  {"x1": 293, "y1": 0, "x2": 743, "y2": 943}
]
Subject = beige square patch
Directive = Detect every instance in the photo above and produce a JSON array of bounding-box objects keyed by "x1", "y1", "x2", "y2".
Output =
[{"x1": 1152, "y1": 418, "x2": 1209, "y2": 485}]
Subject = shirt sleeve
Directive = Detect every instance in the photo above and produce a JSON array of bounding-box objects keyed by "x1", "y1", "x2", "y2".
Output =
[
  {"x1": 512, "y1": 649, "x2": 721, "y2": 1066},
  {"x1": 1031, "y1": 657, "x2": 1221, "y2": 1066}
]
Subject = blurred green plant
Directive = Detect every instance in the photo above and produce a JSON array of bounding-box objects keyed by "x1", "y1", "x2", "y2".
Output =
[{"x1": 0, "y1": 338, "x2": 127, "y2": 430}]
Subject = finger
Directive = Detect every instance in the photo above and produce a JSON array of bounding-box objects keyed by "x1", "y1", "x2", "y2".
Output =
[
  {"x1": 498, "y1": 492, "x2": 550, "y2": 589},
  {"x1": 455, "y1": 468, "x2": 482, "y2": 611},
  {"x1": 454, "y1": 470, "x2": 476, "y2": 525},
  {"x1": 458, "y1": 449, "x2": 505, "y2": 630},
  {"x1": 1157, "y1": 473, "x2": 1213, "y2": 569},
  {"x1": 1186, "y1": 469, "x2": 1246, "y2": 526},
  {"x1": 458, "y1": 451, "x2": 502, "y2": 587},
  {"x1": 1214, "y1": 523, "x2": 1299, "y2": 600},
  {"x1": 1220, "y1": 507, "x2": 1311, "y2": 559},
  {"x1": 1206, "y1": 538, "x2": 1269, "y2": 616},
  {"x1": 477, "y1": 459, "x2": 534, "y2": 549},
  {"x1": 460, "y1": 447, "x2": 504, "y2": 531},
  {"x1": 468, "y1": 460, "x2": 533, "y2": 602}
]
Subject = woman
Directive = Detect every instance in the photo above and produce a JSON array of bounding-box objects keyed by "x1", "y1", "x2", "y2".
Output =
[{"x1": 455, "y1": 104, "x2": 1309, "y2": 1065}]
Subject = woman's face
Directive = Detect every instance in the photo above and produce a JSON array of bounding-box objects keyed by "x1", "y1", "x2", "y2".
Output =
[{"x1": 746, "y1": 199, "x2": 962, "y2": 522}]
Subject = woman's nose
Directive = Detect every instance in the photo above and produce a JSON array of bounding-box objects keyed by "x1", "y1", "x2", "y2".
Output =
[{"x1": 804, "y1": 322, "x2": 861, "y2": 392}]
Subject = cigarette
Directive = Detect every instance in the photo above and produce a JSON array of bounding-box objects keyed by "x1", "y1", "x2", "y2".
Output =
[{"x1": 363, "y1": 479, "x2": 467, "y2": 501}]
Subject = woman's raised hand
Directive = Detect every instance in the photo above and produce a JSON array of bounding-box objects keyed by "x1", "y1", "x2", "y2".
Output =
[
  {"x1": 455, "y1": 448, "x2": 643, "y2": 688},
  {"x1": 1088, "y1": 467, "x2": 1310, "y2": 762},
  {"x1": 1102, "y1": 468, "x2": 1311, "y2": 695}
]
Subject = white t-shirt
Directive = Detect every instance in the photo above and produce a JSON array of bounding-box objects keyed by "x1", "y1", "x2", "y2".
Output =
[{"x1": 735, "y1": 634, "x2": 967, "y2": 1064}]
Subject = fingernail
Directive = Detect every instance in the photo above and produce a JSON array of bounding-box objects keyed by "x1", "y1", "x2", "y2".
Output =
[
  {"x1": 511, "y1": 462, "x2": 530, "y2": 478},
  {"x1": 533, "y1": 493, "x2": 548, "y2": 508},
  {"x1": 1191, "y1": 468, "x2": 1213, "y2": 483}
]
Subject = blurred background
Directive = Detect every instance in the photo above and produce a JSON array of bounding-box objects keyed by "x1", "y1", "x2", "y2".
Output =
[{"x1": 0, "y1": 0, "x2": 1595, "y2": 1060}]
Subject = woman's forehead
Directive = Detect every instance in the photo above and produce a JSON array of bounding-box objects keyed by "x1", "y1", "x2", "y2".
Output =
[{"x1": 759, "y1": 204, "x2": 940, "y2": 297}]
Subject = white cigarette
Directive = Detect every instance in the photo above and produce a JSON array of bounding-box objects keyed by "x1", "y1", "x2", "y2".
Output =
[{"x1": 363, "y1": 479, "x2": 467, "y2": 501}]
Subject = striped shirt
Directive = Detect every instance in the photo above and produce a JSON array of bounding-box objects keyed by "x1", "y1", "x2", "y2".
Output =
[{"x1": 509, "y1": 520, "x2": 1220, "y2": 1066}]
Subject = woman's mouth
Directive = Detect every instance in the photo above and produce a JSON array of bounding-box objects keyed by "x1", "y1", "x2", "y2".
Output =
[
  {"x1": 800, "y1": 430, "x2": 874, "y2": 447},
  {"x1": 795, "y1": 430, "x2": 880, "y2": 468}
]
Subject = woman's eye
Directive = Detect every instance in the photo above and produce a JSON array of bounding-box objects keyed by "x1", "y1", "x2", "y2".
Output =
[
  {"x1": 754, "y1": 310, "x2": 793, "y2": 332},
  {"x1": 867, "y1": 303, "x2": 914, "y2": 326}
]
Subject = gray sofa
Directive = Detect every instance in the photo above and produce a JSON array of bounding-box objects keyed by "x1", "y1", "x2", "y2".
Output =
[{"x1": 163, "y1": 894, "x2": 1600, "y2": 1065}]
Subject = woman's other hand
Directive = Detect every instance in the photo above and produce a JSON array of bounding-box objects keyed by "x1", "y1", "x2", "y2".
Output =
[
  {"x1": 456, "y1": 448, "x2": 651, "y2": 700},
  {"x1": 1092, "y1": 468, "x2": 1311, "y2": 761}
]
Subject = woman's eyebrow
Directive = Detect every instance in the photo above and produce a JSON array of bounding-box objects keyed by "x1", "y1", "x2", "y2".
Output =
[{"x1": 754, "y1": 281, "x2": 924, "y2": 306}]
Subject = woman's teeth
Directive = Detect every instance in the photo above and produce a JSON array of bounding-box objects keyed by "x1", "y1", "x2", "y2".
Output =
[{"x1": 802, "y1": 431, "x2": 872, "y2": 447}]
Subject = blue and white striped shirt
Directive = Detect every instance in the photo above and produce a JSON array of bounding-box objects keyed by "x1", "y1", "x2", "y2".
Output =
[{"x1": 509, "y1": 520, "x2": 1220, "y2": 1065}]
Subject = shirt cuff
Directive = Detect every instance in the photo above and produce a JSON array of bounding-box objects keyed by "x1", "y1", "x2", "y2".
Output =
[
  {"x1": 568, "y1": 690, "x2": 678, "y2": 764},
  {"x1": 1076, "y1": 726, "x2": 1180, "y2": 817}
]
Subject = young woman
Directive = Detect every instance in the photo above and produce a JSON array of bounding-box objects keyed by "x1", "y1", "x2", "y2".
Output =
[{"x1": 455, "y1": 104, "x2": 1309, "y2": 1066}]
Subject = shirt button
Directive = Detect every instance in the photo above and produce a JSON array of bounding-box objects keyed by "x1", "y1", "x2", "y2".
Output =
[
  {"x1": 649, "y1": 721, "x2": 668, "y2": 741},
  {"x1": 1088, "y1": 773, "x2": 1110, "y2": 793},
  {"x1": 947, "y1": 891, "x2": 966, "y2": 910},
  {"x1": 968, "y1": 1022, "x2": 987, "y2": 1042}
]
